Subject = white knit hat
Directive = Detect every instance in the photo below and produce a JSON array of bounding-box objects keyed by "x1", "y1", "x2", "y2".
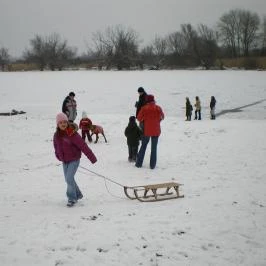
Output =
[{"x1": 82, "y1": 111, "x2": 87, "y2": 118}]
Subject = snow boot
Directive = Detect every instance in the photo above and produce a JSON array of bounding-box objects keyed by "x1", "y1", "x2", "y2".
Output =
[{"x1": 67, "y1": 201, "x2": 76, "y2": 207}]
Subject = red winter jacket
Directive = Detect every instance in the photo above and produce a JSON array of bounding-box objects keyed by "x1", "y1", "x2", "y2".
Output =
[
  {"x1": 137, "y1": 102, "x2": 164, "y2": 136},
  {"x1": 79, "y1": 118, "x2": 92, "y2": 131},
  {"x1": 53, "y1": 125, "x2": 97, "y2": 163}
]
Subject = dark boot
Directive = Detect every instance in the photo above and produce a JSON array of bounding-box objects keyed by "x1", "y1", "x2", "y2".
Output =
[{"x1": 67, "y1": 201, "x2": 76, "y2": 207}]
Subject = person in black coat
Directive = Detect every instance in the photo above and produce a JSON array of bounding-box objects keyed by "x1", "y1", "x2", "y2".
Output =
[
  {"x1": 62, "y1": 91, "x2": 77, "y2": 122},
  {"x1": 185, "y1": 97, "x2": 193, "y2": 121},
  {"x1": 124, "y1": 116, "x2": 142, "y2": 162},
  {"x1": 135, "y1": 87, "x2": 147, "y2": 117},
  {"x1": 135, "y1": 87, "x2": 147, "y2": 132},
  {"x1": 210, "y1": 96, "x2": 216, "y2": 120}
]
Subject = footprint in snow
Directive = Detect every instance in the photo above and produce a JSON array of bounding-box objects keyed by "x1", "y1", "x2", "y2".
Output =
[
  {"x1": 97, "y1": 247, "x2": 108, "y2": 253},
  {"x1": 81, "y1": 213, "x2": 102, "y2": 221}
]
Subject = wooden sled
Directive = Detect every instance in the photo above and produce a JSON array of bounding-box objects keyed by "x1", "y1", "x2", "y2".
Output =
[
  {"x1": 124, "y1": 182, "x2": 184, "y2": 202},
  {"x1": 0, "y1": 109, "x2": 26, "y2": 116}
]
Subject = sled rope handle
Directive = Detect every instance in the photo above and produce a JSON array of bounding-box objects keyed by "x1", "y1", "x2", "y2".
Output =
[
  {"x1": 80, "y1": 165, "x2": 125, "y2": 188},
  {"x1": 79, "y1": 166, "x2": 131, "y2": 199}
]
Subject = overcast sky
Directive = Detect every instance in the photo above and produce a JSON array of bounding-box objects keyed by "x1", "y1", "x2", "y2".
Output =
[{"x1": 1, "y1": 0, "x2": 266, "y2": 57}]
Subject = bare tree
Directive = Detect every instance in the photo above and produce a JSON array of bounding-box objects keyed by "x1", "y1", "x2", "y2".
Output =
[
  {"x1": 239, "y1": 10, "x2": 260, "y2": 56},
  {"x1": 167, "y1": 31, "x2": 187, "y2": 56},
  {"x1": 46, "y1": 33, "x2": 76, "y2": 70},
  {"x1": 113, "y1": 26, "x2": 139, "y2": 70},
  {"x1": 91, "y1": 30, "x2": 113, "y2": 69},
  {"x1": 24, "y1": 33, "x2": 76, "y2": 71},
  {"x1": 218, "y1": 10, "x2": 241, "y2": 57},
  {"x1": 152, "y1": 36, "x2": 167, "y2": 69},
  {"x1": 24, "y1": 35, "x2": 46, "y2": 70},
  {"x1": 260, "y1": 16, "x2": 266, "y2": 55},
  {"x1": 140, "y1": 45, "x2": 155, "y2": 68},
  {"x1": 172, "y1": 24, "x2": 219, "y2": 69},
  {"x1": 197, "y1": 24, "x2": 219, "y2": 69},
  {"x1": 218, "y1": 9, "x2": 260, "y2": 57},
  {"x1": 0, "y1": 47, "x2": 10, "y2": 71},
  {"x1": 91, "y1": 25, "x2": 140, "y2": 70},
  {"x1": 180, "y1": 24, "x2": 202, "y2": 65}
]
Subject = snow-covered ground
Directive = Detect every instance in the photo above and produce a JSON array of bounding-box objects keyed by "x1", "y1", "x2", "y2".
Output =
[{"x1": 0, "y1": 70, "x2": 266, "y2": 266}]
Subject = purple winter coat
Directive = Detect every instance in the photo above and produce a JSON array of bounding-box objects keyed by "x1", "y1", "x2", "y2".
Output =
[{"x1": 53, "y1": 129, "x2": 97, "y2": 164}]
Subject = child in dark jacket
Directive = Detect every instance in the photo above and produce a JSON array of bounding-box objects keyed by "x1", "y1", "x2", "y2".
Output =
[
  {"x1": 124, "y1": 116, "x2": 142, "y2": 162},
  {"x1": 185, "y1": 97, "x2": 193, "y2": 121},
  {"x1": 53, "y1": 113, "x2": 97, "y2": 207},
  {"x1": 210, "y1": 96, "x2": 216, "y2": 120},
  {"x1": 79, "y1": 111, "x2": 93, "y2": 142}
]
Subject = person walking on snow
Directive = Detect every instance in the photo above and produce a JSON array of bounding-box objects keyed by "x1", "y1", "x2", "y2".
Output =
[
  {"x1": 194, "y1": 96, "x2": 201, "y2": 120},
  {"x1": 79, "y1": 111, "x2": 93, "y2": 142},
  {"x1": 210, "y1": 96, "x2": 216, "y2": 120},
  {"x1": 124, "y1": 116, "x2": 142, "y2": 162},
  {"x1": 53, "y1": 112, "x2": 97, "y2": 207},
  {"x1": 185, "y1": 97, "x2": 193, "y2": 121},
  {"x1": 62, "y1": 91, "x2": 77, "y2": 122},
  {"x1": 135, "y1": 95, "x2": 164, "y2": 169}
]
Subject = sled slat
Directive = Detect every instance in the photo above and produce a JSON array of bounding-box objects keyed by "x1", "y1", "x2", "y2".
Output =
[{"x1": 124, "y1": 182, "x2": 184, "y2": 202}]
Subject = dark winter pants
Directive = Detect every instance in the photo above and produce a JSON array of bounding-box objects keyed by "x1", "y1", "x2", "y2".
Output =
[
  {"x1": 210, "y1": 107, "x2": 216, "y2": 119},
  {"x1": 82, "y1": 130, "x2": 92, "y2": 142},
  {"x1": 128, "y1": 145, "x2": 138, "y2": 162},
  {"x1": 135, "y1": 136, "x2": 159, "y2": 169},
  {"x1": 194, "y1": 110, "x2": 201, "y2": 120}
]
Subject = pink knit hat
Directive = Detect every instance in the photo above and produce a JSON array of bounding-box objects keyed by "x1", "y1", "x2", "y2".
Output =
[{"x1": 56, "y1": 113, "x2": 68, "y2": 125}]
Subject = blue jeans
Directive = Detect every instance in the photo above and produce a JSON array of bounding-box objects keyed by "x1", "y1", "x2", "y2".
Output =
[
  {"x1": 135, "y1": 136, "x2": 159, "y2": 169},
  {"x1": 63, "y1": 160, "x2": 83, "y2": 202}
]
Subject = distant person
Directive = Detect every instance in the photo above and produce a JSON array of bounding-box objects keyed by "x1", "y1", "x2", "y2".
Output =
[
  {"x1": 79, "y1": 111, "x2": 93, "y2": 142},
  {"x1": 185, "y1": 97, "x2": 193, "y2": 121},
  {"x1": 135, "y1": 87, "x2": 147, "y2": 132},
  {"x1": 62, "y1": 91, "x2": 77, "y2": 122},
  {"x1": 210, "y1": 96, "x2": 216, "y2": 120},
  {"x1": 53, "y1": 112, "x2": 97, "y2": 207},
  {"x1": 135, "y1": 87, "x2": 147, "y2": 117},
  {"x1": 194, "y1": 96, "x2": 201, "y2": 120},
  {"x1": 135, "y1": 95, "x2": 164, "y2": 169},
  {"x1": 124, "y1": 116, "x2": 142, "y2": 162}
]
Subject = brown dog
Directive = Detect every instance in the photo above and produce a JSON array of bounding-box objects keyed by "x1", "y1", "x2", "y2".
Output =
[{"x1": 89, "y1": 125, "x2": 107, "y2": 143}]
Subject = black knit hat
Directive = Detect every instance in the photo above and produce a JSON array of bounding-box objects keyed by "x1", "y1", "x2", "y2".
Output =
[
  {"x1": 69, "y1": 91, "x2": 75, "y2": 97},
  {"x1": 129, "y1": 116, "x2": 136, "y2": 122},
  {"x1": 138, "y1": 87, "x2": 144, "y2": 93}
]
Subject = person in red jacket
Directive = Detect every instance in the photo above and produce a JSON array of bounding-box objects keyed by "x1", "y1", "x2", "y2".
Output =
[
  {"x1": 135, "y1": 95, "x2": 164, "y2": 169},
  {"x1": 53, "y1": 113, "x2": 97, "y2": 207},
  {"x1": 79, "y1": 111, "x2": 93, "y2": 143}
]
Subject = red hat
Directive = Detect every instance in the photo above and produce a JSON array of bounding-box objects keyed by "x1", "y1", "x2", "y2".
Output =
[{"x1": 145, "y1": 94, "x2": 155, "y2": 103}]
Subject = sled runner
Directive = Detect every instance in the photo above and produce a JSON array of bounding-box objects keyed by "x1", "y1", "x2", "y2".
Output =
[
  {"x1": 79, "y1": 166, "x2": 184, "y2": 202},
  {"x1": 124, "y1": 182, "x2": 184, "y2": 202}
]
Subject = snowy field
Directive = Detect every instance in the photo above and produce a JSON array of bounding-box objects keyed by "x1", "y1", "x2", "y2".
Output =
[{"x1": 0, "y1": 70, "x2": 266, "y2": 266}]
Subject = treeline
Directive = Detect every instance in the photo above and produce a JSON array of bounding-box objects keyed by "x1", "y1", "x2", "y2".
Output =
[{"x1": 1, "y1": 9, "x2": 266, "y2": 71}]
